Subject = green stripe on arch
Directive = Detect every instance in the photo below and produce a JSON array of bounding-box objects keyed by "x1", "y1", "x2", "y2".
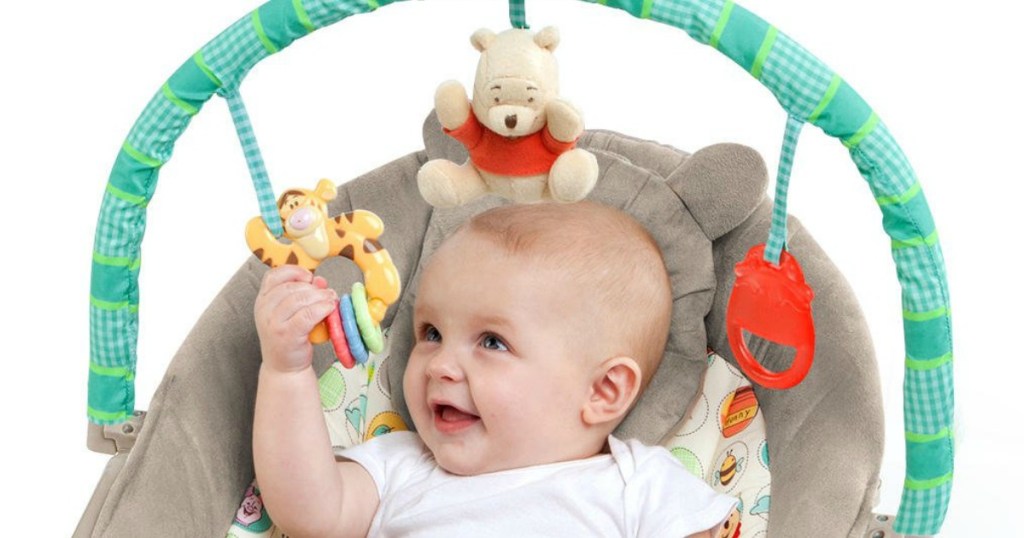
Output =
[
  {"x1": 750, "y1": 26, "x2": 778, "y2": 80},
  {"x1": 252, "y1": 10, "x2": 280, "y2": 54},
  {"x1": 292, "y1": 0, "x2": 315, "y2": 33},
  {"x1": 161, "y1": 83, "x2": 198, "y2": 116},
  {"x1": 192, "y1": 51, "x2": 222, "y2": 88},
  {"x1": 877, "y1": 182, "x2": 922, "y2": 206},
  {"x1": 905, "y1": 472, "x2": 953, "y2": 491},
  {"x1": 906, "y1": 428, "x2": 951, "y2": 444},
  {"x1": 843, "y1": 111, "x2": 880, "y2": 148},
  {"x1": 106, "y1": 183, "x2": 148, "y2": 207},
  {"x1": 90, "y1": 361, "x2": 135, "y2": 381},
  {"x1": 93, "y1": 252, "x2": 142, "y2": 271},
  {"x1": 90, "y1": 296, "x2": 139, "y2": 313},
  {"x1": 710, "y1": 0, "x2": 735, "y2": 49},
  {"x1": 906, "y1": 352, "x2": 953, "y2": 371},
  {"x1": 640, "y1": 0, "x2": 653, "y2": 19},
  {"x1": 808, "y1": 74, "x2": 841, "y2": 124},
  {"x1": 122, "y1": 142, "x2": 163, "y2": 168},
  {"x1": 87, "y1": 406, "x2": 128, "y2": 423},
  {"x1": 892, "y1": 230, "x2": 939, "y2": 249},
  {"x1": 367, "y1": 0, "x2": 380, "y2": 9},
  {"x1": 903, "y1": 306, "x2": 949, "y2": 322}
]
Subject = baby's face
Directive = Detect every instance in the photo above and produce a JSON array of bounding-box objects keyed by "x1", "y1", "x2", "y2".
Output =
[{"x1": 404, "y1": 231, "x2": 597, "y2": 475}]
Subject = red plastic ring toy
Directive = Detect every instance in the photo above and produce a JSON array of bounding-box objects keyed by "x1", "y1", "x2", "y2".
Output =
[{"x1": 726, "y1": 244, "x2": 815, "y2": 389}]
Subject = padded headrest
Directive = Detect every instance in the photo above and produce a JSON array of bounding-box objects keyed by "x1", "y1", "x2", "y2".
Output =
[{"x1": 382, "y1": 112, "x2": 768, "y2": 442}]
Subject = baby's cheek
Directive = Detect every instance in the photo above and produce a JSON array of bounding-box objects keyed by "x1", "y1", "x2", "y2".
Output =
[{"x1": 402, "y1": 372, "x2": 428, "y2": 426}]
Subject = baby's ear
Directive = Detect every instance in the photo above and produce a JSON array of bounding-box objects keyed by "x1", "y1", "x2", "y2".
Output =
[{"x1": 582, "y1": 357, "x2": 641, "y2": 427}]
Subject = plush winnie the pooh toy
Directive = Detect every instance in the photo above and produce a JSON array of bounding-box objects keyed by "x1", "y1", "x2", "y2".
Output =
[{"x1": 417, "y1": 26, "x2": 599, "y2": 208}]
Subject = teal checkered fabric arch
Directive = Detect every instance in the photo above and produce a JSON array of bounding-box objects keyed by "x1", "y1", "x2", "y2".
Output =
[{"x1": 89, "y1": 0, "x2": 952, "y2": 534}]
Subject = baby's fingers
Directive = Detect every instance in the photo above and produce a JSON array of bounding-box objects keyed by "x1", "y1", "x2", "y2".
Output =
[
  {"x1": 259, "y1": 265, "x2": 314, "y2": 296},
  {"x1": 279, "y1": 288, "x2": 338, "y2": 335}
]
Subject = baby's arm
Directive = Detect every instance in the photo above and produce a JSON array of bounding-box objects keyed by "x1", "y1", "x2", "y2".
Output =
[{"x1": 252, "y1": 265, "x2": 379, "y2": 537}]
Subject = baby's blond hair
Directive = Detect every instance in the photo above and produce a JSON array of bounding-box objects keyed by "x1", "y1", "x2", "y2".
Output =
[{"x1": 454, "y1": 201, "x2": 672, "y2": 391}]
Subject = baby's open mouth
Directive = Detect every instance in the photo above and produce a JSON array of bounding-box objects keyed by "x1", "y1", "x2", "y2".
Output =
[{"x1": 432, "y1": 404, "x2": 480, "y2": 433}]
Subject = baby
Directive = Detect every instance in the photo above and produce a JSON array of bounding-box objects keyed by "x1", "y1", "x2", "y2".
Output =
[{"x1": 253, "y1": 201, "x2": 737, "y2": 537}]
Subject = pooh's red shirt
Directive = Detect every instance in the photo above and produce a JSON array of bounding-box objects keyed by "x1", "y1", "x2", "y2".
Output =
[{"x1": 445, "y1": 114, "x2": 576, "y2": 177}]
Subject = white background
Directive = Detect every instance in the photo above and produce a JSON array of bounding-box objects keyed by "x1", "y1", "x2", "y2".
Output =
[{"x1": 0, "y1": 0, "x2": 1018, "y2": 535}]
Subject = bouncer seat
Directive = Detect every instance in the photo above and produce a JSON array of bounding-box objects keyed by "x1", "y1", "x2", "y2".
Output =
[{"x1": 77, "y1": 1, "x2": 954, "y2": 537}]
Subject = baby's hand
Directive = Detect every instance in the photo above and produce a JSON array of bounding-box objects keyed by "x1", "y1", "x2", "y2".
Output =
[{"x1": 254, "y1": 265, "x2": 338, "y2": 374}]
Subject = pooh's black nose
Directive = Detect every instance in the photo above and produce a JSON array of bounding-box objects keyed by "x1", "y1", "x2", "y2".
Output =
[{"x1": 505, "y1": 115, "x2": 518, "y2": 129}]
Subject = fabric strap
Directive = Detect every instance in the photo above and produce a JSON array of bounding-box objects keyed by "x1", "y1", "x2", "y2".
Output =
[
  {"x1": 509, "y1": 0, "x2": 528, "y2": 29},
  {"x1": 224, "y1": 91, "x2": 283, "y2": 237},
  {"x1": 764, "y1": 115, "x2": 804, "y2": 265}
]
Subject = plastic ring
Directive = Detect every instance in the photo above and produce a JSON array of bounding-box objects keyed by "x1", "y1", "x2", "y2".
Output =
[
  {"x1": 340, "y1": 294, "x2": 369, "y2": 365},
  {"x1": 325, "y1": 299, "x2": 355, "y2": 369},
  {"x1": 725, "y1": 245, "x2": 816, "y2": 389},
  {"x1": 351, "y1": 282, "x2": 384, "y2": 354}
]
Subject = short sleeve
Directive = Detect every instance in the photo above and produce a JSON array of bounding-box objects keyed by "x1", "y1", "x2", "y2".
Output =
[
  {"x1": 336, "y1": 431, "x2": 431, "y2": 500},
  {"x1": 613, "y1": 437, "x2": 738, "y2": 537},
  {"x1": 541, "y1": 125, "x2": 577, "y2": 155},
  {"x1": 444, "y1": 114, "x2": 484, "y2": 149}
]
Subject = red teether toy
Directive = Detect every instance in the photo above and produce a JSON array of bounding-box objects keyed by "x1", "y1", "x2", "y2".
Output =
[
  {"x1": 314, "y1": 277, "x2": 356, "y2": 369},
  {"x1": 726, "y1": 244, "x2": 815, "y2": 389}
]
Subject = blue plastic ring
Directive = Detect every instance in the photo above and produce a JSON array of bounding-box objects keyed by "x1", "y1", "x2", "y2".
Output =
[{"x1": 340, "y1": 294, "x2": 369, "y2": 365}]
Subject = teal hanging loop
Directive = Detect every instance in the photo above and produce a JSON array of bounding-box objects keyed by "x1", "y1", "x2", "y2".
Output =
[
  {"x1": 509, "y1": 0, "x2": 529, "y2": 29},
  {"x1": 764, "y1": 115, "x2": 805, "y2": 265},
  {"x1": 224, "y1": 90, "x2": 284, "y2": 238}
]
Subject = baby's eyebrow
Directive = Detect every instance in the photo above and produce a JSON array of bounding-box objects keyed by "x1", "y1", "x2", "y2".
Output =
[
  {"x1": 475, "y1": 314, "x2": 515, "y2": 331},
  {"x1": 413, "y1": 303, "x2": 435, "y2": 319}
]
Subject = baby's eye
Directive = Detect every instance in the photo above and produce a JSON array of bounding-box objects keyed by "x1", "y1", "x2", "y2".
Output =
[
  {"x1": 418, "y1": 324, "x2": 441, "y2": 343},
  {"x1": 480, "y1": 333, "x2": 508, "y2": 352}
]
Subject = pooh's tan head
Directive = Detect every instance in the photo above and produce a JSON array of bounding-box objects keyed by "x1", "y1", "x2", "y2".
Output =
[{"x1": 469, "y1": 26, "x2": 561, "y2": 138}]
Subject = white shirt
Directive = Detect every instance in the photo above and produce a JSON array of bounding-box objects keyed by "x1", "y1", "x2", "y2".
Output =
[{"x1": 340, "y1": 431, "x2": 736, "y2": 537}]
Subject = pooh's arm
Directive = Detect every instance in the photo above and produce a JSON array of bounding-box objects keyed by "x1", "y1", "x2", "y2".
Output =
[
  {"x1": 434, "y1": 80, "x2": 472, "y2": 131},
  {"x1": 545, "y1": 98, "x2": 584, "y2": 142}
]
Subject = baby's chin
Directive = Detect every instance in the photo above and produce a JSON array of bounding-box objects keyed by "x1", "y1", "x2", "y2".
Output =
[
  {"x1": 430, "y1": 449, "x2": 488, "y2": 476},
  {"x1": 428, "y1": 443, "x2": 513, "y2": 476}
]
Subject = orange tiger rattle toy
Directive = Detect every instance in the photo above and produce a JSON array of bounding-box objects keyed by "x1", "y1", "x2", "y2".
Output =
[{"x1": 245, "y1": 179, "x2": 401, "y2": 367}]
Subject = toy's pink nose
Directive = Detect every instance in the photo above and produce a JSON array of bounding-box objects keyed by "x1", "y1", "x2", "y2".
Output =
[
  {"x1": 288, "y1": 207, "x2": 314, "y2": 230},
  {"x1": 505, "y1": 114, "x2": 518, "y2": 129}
]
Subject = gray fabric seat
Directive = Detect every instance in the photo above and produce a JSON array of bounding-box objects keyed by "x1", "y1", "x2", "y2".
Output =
[{"x1": 77, "y1": 114, "x2": 883, "y2": 537}]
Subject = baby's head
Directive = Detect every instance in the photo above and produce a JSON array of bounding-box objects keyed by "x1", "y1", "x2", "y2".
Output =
[{"x1": 403, "y1": 201, "x2": 672, "y2": 475}]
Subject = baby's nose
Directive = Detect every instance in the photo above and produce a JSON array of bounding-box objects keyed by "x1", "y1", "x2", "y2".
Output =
[{"x1": 426, "y1": 353, "x2": 464, "y2": 382}]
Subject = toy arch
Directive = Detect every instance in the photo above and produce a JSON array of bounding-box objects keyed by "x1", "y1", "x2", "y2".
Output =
[{"x1": 86, "y1": 0, "x2": 953, "y2": 534}]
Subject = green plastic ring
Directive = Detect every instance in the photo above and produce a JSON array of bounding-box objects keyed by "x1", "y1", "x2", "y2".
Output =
[{"x1": 351, "y1": 282, "x2": 384, "y2": 353}]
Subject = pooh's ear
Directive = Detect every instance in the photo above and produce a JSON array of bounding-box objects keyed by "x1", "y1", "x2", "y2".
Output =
[
  {"x1": 534, "y1": 26, "x2": 560, "y2": 52},
  {"x1": 471, "y1": 28, "x2": 497, "y2": 52}
]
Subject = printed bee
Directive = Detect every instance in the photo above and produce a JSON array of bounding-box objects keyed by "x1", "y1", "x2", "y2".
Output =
[{"x1": 714, "y1": 450, "x2": 745, "y2": 487}]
